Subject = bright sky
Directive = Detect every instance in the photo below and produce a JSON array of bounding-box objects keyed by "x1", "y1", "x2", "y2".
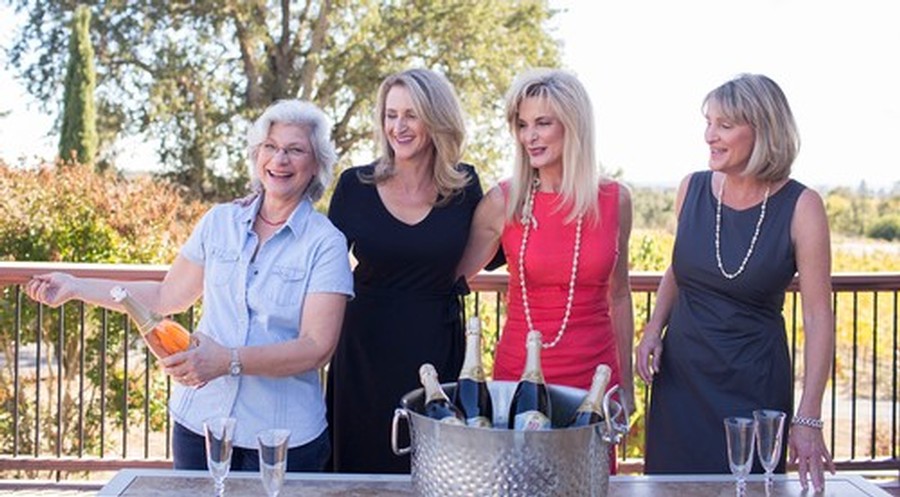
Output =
[{"x1": 2, "y1": 1, "x2": 898, "y2": 190}]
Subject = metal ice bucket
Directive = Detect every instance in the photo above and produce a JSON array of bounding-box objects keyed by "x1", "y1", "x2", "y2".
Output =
[{"x1": 391, "y1": 380, "x2": 628, "y2": 497}]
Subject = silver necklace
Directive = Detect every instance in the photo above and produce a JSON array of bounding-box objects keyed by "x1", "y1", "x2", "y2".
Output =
[
  {"x1": 518, "y1": 178, "x2": 583, "y2": 349},
  {"x1": 715, "y1": 176, "x2": 770, "y2": 280}
]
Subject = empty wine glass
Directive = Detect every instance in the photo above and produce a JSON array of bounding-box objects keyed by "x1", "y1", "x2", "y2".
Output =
[
  {"x1": 724, "y1": 416, "x2": 756, "y2": 496},
  {"x1": 753, "y1": 409, "x2": 787, "y2": 489},
  {"x1": 257, "y1": 428, "x2": 291, "y2": 497},
  {"x1": 204, "y1": 417, "x2": 237, "y2": 497}
]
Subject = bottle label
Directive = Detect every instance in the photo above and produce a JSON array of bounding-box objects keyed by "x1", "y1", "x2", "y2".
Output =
[
  {"x1": 513, "y1": 410, "x2": 551, "y2": 431},
  {"x1": 466, "y1": 416, "x2": 492, "y2": 428}
]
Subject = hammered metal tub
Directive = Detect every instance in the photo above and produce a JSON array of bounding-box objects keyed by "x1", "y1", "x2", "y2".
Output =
[{"x1": 391, "y1": 380, "x2": 628, "y2": 497}]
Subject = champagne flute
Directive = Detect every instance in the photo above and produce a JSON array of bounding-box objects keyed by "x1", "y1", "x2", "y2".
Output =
[
  {"x1": 257, "y1": 428, "x2": 291, "y2": 497},
  {"x1": 753, "y1": 409, "x2": 787, "y2": 489},
  {"x1": 204, "y1": 417, "x2": 237, "y2": 497},
  {"x1": 724, "y1": 417, "x2": 755, "y2": 496}
]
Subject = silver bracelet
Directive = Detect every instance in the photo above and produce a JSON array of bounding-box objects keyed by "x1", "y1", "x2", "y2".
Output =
[{"x1": 791, "y1": 415, "x2": 824, "y2": 429}]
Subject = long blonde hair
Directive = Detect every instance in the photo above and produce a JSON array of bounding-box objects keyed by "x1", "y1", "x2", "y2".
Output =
[
  {"x1": 504, "y1": 68, "x2": 599, "y2": 223},
  {"x1": 363, "y1": 68, "x2": 470, "y2": 205}
]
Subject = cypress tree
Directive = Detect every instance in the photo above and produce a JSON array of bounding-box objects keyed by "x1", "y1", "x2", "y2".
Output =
[{"x1": 58, "y1": 5, "x2": 98, "y2": 166}]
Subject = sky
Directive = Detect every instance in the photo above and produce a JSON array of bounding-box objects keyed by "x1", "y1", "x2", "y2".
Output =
[{"x1": 1, "y1": 1, "x2": 899, "y2": 190}]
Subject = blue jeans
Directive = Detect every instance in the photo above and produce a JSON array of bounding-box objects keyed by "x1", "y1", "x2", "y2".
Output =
[{"x1": 172, "y1": 422, "x2": 331, "y2": 472}]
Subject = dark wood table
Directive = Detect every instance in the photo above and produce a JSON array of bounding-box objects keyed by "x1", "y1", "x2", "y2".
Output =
[{"x1": 98, "y1": 469, "x2": 892, "y2": 496}]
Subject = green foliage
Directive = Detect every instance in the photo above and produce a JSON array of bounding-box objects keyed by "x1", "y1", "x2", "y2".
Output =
[
  {"x1": 824, "y1": 185, "x2": 899, "y2": 238},
  {"x1": 0, "y1": 162, "x2": 208, "y2": 263},
  {"x1": 630, "y1": 186, "x2": 675, "y2": 232},
  {"x1": 866, "y1": 215, "x2": 900, "y2": 241},
  {"x1": 629, "y1": 230, "x2": 673, "y2": 272},
  {"x1": 7, "y1": 0, "x2": 560, "y2": 200},
  {"x1": 0, "y1": 162, "x2": 208, "y2": 463},
  {"x1": 58, "y1": 5, "x2": 98, "y2": 167}
]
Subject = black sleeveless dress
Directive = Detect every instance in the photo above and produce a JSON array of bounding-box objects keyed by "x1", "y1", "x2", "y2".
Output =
[
  {"x1": 326, "y1": 163, "x2": 482, "y2": 474},
  {"x1": 645, "y1": 171, "x2": 805, "y2": 474}
]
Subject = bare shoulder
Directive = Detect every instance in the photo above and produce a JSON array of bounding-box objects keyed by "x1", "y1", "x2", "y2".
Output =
[
  {"x1": 599, "y1": 178, "x2": 632, "y2": 203},
  {"x1": 795, "y1": 186, "x2": 826, "y2": 213},
  {"x1": 481, "y1": 183, "x2": 507, "y2": 211},
  {"x1": 791, "y1": 186, "x2": 830, "y2": 243},
  {"x1": 792, "y1": 187, "x2": 828, "y2": 229},
  {"x1": 673, "y1": 173, "x2": 694, "y2": 215}
]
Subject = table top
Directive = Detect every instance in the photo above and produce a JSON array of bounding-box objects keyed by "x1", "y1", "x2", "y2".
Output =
[{"x1": 98, "y1": 469, "x2": 892, "y2": 496}]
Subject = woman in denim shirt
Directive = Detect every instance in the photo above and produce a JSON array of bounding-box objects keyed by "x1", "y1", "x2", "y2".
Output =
[{"x1": 25, "y1": 99, "x2": 354, "y2": 472}]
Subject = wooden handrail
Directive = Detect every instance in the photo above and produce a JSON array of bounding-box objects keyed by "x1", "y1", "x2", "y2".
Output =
[{"x1": 3, "y1": 261, "x2": 899, "y2": 292}]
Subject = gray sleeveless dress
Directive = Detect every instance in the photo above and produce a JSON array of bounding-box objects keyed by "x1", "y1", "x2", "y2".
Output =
[{"x1": 645, "y1": 171, "x2": 805, "y2": 474}]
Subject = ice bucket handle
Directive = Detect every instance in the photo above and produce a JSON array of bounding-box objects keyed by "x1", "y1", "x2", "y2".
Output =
[
  {"x1": 391, "y1": 408, "x2": 411, "y2": 456},
  {"x1": 601, "y1": 385, "x2": 630, "y2": 444}
]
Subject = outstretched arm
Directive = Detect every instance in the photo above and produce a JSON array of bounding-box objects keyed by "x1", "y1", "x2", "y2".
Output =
[{"x1": 25, "y1": 254, "x2": 204, "y2": 316}]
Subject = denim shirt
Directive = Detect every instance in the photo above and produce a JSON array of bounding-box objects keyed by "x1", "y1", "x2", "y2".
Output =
[{"x1": 171, "y1": 195, "x2": 353, "y2": 449}]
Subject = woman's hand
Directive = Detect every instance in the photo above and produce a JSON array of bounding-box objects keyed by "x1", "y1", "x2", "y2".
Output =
[
  {"x1": 788, "y1": 424, "x2": 835, "y2": 492},
  {"x1": 25, "y1": 272, "x2": 78, "y2": 307},
  {"x1": 635, "y1": 327, "x2": 663, "y2": 384},
  {"x1": 619, "y1": 383, "x2": 636, "y2": 417},
  {"x1": 161, "y1": 333, "x2": 229, "y2": 388}
]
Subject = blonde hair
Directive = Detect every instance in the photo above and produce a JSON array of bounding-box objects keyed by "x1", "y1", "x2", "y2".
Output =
[
  {"x1": 703, "y1": 74, "x2": 799, "y2": 182},
  {"x1": 364, "y1": 68, "x2": 470, "y2": 205},
  {"x1": 504, "y1": 68, "x2": 599, "y2": 223}
]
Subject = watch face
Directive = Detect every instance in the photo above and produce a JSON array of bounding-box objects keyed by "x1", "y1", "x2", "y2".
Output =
[{"x1": 230, "y1": 363, "x2": 241, "y2": 376}]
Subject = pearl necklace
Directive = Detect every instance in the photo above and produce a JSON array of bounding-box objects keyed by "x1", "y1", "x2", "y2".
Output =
[
  {"x1": 715, "y1": 176, "x2": 770, "y2": 280},
  {"x1": 518, "y1": 178, "x2": 583, "y2": 349}
]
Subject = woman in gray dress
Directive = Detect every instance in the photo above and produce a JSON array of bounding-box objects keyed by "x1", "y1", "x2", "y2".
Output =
[{"x1": 636, "y1": 74, "x2": 834, "y2": 492}]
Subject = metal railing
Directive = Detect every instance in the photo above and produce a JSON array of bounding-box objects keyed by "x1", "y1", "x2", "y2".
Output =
[{"x1": 0, "y1": 262, "x2": 898, "y2": 477}]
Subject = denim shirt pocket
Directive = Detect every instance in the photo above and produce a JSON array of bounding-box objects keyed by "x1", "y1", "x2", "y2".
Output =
[
  {"x1": 208, "y1": 247, "x2": 241, "y2": 286},
  {"x1": 268, "y1": 265, "x2": 307, "y2": 307}
]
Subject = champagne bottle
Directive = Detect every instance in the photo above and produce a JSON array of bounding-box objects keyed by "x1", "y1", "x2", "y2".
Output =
[
  {"x1": 452, "y1": 316, "x2": 493, "y2": 428},
  {"x1": 507, "y1": 330, "x2": 552, "y2": 430},
  {"x1": 110, "y1": 286, "x2": 192, "y2": 360},
  {"x1": 419, "y1": 363, "x2": 465, "y2": 425},
  {"x1": 566, "y1": 364, "x2": 612, "y2": 427}
]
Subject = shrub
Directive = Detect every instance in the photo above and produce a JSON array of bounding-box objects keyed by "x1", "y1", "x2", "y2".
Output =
[
  {"x1": 0, "y1": 162, "x2": 208, "y2": 263},
  {"x1": 866, "y1": 215, "x2": 900, "y2": 241}
]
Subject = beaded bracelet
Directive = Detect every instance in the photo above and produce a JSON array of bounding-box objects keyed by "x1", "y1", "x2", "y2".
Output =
[{"x1": 791, "y1": 415, "x2": 824, "y2": 429}]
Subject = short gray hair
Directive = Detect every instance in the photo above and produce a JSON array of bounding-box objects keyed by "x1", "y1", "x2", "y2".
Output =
[{"x1": 247, "y1": 99, "x2": 337, "y2": 202}]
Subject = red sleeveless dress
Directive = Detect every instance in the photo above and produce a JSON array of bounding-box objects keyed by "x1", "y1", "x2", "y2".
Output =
[{"x1": 494, "y1": 181, "x2": 622, "y2": 392}]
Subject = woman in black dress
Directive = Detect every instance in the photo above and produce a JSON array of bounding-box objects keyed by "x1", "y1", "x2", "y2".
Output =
[
  {"x1": 327, "y1": 68, "x2": 485, "y2": 473},
  {"x1": 636, "y1": 74, "x2": 835, "y2": 491}
]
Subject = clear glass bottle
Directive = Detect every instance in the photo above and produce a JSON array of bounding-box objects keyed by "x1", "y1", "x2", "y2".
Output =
[
  {"x1": 110, "y1": 286, "x2": 192, "y2": 360},
  {"x1": 419, "y1": 363, "x2": 465, "y2": 425},
  {"x1": 567, "y1": 363, "x2": 612, "y2": 427},
  {"x1": 453, "y1": 316, "x2": 493, "y2": 428},
  {"x1": 507, "y1": 330, "x2": 552, "y2": 430}
]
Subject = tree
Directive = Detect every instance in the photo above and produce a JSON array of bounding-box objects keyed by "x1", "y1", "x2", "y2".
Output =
[
  {"x1": 7, "y1": 1, "x2": 560, "y2": 200},
  {"x1": 57, "y1": 5, "x2": 98, "y2": 167}
]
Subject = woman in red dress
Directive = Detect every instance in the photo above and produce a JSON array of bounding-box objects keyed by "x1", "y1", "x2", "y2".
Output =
[{"x1": 458, "y1": 68, "x2": 635, "y2": 414}]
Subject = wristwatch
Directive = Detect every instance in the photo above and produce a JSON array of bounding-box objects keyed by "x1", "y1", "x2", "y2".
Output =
[{"x1": 229, "y1": 348, "x2": 242, "y2": 377}]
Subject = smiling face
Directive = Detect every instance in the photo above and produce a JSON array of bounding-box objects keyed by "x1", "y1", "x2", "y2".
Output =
[
  {"x1": 254, "y1": 122, "x2": 317, "y2": 201},
  {"x1": 383, "y1": 84, "x2": 434, "y2": 166},
  {"x1": 704, "y1": 99, "x2": 755, "y2": 174},
  {"x1": 516, "y1": 96, "x2": 565, "y2": 174}
]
